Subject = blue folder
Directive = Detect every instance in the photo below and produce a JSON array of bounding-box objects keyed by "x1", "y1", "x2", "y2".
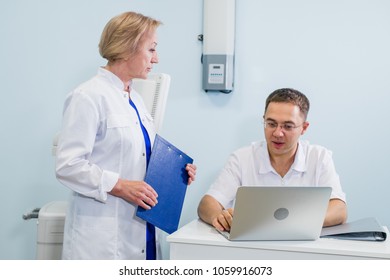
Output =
[{"x1": 136, "y1": 134, "x2": 193, "y2": 234}]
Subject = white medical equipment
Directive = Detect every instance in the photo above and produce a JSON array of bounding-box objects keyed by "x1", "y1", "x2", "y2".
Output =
[
  {"x1": 201, "y1": 0, "x2": 236, "y2": 93},
  {"x1": 23, "y1": 73, "x2": 171, "y2": 259}
]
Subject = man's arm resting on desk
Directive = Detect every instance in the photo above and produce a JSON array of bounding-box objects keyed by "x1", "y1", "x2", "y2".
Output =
[
  {"x1": 198, "y1": 195, "x2": 233, "y2": 232},
  {"x1": 323, "y1": 198, "x2": 347, "y2": 227}
]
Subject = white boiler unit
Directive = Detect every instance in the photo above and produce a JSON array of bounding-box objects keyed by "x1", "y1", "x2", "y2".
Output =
[{"x1": 202, "y1": 0, "x2": 236, "y2": 93}]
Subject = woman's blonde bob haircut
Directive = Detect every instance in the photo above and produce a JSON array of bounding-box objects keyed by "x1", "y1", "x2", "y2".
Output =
[{"x1": 99, "y1": 11, "x2": 162, "y2": 62}]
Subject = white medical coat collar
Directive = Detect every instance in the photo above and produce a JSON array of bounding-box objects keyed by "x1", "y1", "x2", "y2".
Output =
[
  {"x1": 258, "y1": 140, "x2": 307, "y2": 175},
  {"x1": 98, "y1": 67, "x2": 130, "y2": 94}
]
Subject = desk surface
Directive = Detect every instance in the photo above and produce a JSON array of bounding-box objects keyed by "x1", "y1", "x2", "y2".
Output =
[{"x1": 167, "y1": 219, "x2": 390, "y2": 259}]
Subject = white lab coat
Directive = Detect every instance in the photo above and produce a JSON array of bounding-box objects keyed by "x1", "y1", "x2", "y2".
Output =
[{"x1": 56, "y1": 68, "x2": 159, "y2": 259}]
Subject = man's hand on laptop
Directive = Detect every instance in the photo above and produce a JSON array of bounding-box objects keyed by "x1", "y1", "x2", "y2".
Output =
[{"x1": 212, "y1": 208, "x2": 234, "y2": 232}]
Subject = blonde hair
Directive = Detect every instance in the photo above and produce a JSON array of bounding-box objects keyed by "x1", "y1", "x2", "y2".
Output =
[{"x1": 99, "y1": 11, "x2": 162, "y2": 62}]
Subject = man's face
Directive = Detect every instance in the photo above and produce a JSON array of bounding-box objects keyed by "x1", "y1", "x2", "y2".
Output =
[{"x1": 263, "y1": 102, "x2": 309, "y2": 159}]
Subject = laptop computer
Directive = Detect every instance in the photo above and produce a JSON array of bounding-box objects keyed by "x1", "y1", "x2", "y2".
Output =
[{"x1": 218, "y1": 186, "x2": 332, "y2": 241}]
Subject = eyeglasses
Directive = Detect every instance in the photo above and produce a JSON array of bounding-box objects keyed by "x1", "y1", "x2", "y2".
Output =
[{"x1": 263, "y1": 120, "x2": 304, "y2": 132}]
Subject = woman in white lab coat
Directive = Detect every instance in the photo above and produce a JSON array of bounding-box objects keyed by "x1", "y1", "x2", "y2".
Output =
[{"x1": 55, "y1": 11, "x2": 196, "y2": 260}]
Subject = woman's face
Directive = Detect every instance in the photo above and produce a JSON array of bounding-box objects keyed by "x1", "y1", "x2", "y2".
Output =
[{"x1": 126, "y1": 29, "x2": 159, "y2": 80}]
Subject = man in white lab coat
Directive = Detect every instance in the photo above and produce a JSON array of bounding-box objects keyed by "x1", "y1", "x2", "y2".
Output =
[{"x1": 198, "y1": 88, "x2": 346, "y2": 232}]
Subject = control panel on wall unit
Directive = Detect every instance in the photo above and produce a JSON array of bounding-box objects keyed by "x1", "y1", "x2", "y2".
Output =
[{"x1": 208, "y1": 64, "x2": 225, "y2": 84}]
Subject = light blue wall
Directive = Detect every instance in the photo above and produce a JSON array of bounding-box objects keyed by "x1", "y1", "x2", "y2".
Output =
[{"x1": 1, "y1": 0, "x2": 389, "y2": 259}]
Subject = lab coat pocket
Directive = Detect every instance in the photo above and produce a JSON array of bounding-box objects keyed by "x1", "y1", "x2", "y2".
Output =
[
  {"x1": 71, "y1": 215, "x2": 117, "y2": 259},
  {"x1": 106, "y1": 113, "x2": 138, "y2": 143},
  {"x1": 143, "y1": 112, "x2": 153, "y2": 122},
  {"x1": 141, "y1": 112, "x2": 156, "y2": 138},
  {"x1": 107, "y1": 114, "x2": 131, "y2": 128}
]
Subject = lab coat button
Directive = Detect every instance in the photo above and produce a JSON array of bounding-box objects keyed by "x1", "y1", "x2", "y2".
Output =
[{"x1": 142, "y1": 153, "x2": 145, "y2": 156}]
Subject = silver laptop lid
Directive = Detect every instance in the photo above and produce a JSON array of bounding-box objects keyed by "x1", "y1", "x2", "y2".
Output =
[{"x1": 228, "y1": 186, "x2": 332, "y2": 241}]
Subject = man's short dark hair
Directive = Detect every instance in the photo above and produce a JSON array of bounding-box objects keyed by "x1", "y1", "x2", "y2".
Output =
[{"x1": 265, "y1": 88, "x2": 310, "y2": 120}]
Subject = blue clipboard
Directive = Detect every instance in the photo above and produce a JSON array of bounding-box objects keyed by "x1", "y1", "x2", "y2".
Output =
[{"x1": 136, "y1": 134, "x2": 193, "y2": 234}]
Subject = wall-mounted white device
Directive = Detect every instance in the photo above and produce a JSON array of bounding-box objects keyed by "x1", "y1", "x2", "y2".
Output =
[{"x1": 202, "y1": 0, "x2": 236, "y2": 93}]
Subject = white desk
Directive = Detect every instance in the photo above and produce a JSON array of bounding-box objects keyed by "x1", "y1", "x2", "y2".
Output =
[{"x1": 167, "y1": 219, "x2": 390, "y2": 260}]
